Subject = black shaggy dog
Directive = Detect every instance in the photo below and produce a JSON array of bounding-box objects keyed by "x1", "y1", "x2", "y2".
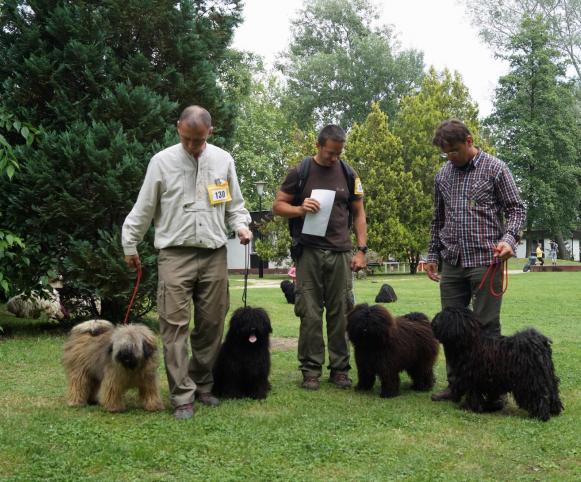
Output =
[
  {"x1": 280, "y1": 280, "x2": 295, "y2": 304},
  {"x1": 212, "y1": 306, "x2": 272, "y2": 399},
  {"x1": 347, "y1": 303, "x2": 439, "y2": 398},
  {"x1": 432, "y1": 307, "x2": 563, "y2": 421},
  {"x1": 375, "y1": 283, "x2": 397, "y2": 303}
]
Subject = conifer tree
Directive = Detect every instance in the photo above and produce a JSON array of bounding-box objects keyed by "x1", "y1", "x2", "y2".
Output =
[{"x1": 0, "y1": 0, "x2": 243, "y2": 321}]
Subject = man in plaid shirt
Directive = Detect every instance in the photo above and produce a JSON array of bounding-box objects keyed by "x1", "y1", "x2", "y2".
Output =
[{"x1": 426, "y1": 119, "x2": 526, "y2": 404}]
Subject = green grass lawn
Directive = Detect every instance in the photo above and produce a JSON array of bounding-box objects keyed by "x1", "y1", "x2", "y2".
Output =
[{"x1": 1, "y1": 270, "x2": 580, "y2": 481}]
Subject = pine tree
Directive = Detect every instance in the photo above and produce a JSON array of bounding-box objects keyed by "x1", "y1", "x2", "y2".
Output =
[
  {"x1": 487, "y1": 16, "x2": 581, "y2": 253},
  {"x1": 0, "y1": 0, "x2": 243, "y2": 321}
]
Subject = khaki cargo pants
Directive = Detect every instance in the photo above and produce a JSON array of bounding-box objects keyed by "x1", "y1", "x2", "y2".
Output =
[
  {"x1": 157, "y1": 246, "x2": 229, "y2": 407},
  {"x1": 295, "y1": 246, "x2": 354, "y2": 378}
]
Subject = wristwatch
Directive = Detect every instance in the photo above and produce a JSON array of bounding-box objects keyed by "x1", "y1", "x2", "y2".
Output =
[{"x1": 357, "y1": 245, "x2": 368, "y2": 254}]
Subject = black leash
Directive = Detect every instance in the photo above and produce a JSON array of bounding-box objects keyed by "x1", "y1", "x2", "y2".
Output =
[{"x1": 242, "y1": 244, "x2": 249, "y2": 307}]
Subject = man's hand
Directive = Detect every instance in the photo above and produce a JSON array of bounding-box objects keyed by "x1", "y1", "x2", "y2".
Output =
[
  {"x1": 426, "y1": 262, "x2": 440, "y2": 282},
  {"x1": 125, "y1": 254, "x2": 141, "y2": 270},
  {"x1": 238, "y1": 227, "x2": 253, "y2": 245},
  {"x1": 351, "y1": 251, "x2": 367, "y2": 272},
  {"x1": 494, "y1": 241, "x2": 514, "y2": 261},
  {"x1": 301, "y1": 198, "x2": 320, "y2": 215}
]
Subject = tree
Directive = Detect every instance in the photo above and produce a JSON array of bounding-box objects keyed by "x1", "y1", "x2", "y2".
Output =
[
  {"x1": 0, "y1": 107, "x2": 36, "y2": 297},
  {"x1": 345, "y1": 103, "x2": 426, "y2": 272},
  {"x1": 278, "y1": 0, "x2": 424, "y2": 129},
  {"x1": 391, "y1": 68, "x2": 487, "y2": 271},
  {"x1": 462, "y1": 0, "x2": 581, "y2": 80},
  {"x1": 486, "y1": 16, "x2": 581, "y2": 253},
  {"x1": 0, "y1": 0, "x2": 243, "y2": 321}
]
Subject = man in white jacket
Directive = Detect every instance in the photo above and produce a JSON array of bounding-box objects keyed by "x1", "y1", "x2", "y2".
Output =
[{"x1": 122, "y1": 106, "x2": 252, "y2": 420}]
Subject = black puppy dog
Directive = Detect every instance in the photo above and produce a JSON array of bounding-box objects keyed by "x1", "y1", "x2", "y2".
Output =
[
  {"x1": 347, "y1": 304, "x2": 438, "y2": 398},
  {"x1": 212, "y1": 306, "x2": 272, "y2": 399},
  {"x1": 432, "y1": 307, "x2": 563, "y2": 421},
  {"x1": 280, "y1": 280, "x2": 295, "y2": 304},
  {"x1": 375, "y1": 284, "x2": 397, "y2": 303}
]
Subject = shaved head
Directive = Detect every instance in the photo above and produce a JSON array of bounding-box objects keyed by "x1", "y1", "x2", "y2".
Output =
[{"x1": 178, "y1": 105, "x2": 212, "y2": 128}]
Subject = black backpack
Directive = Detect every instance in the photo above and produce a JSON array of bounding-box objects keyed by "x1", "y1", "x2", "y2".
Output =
[{"x1": 288, "y1": 156, "x2": 358, "y2": 259}]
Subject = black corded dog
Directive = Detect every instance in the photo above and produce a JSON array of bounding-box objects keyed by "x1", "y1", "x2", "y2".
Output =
[
  {"x1": 347, "y1": 304, "x2": 438, "y2": 398},
  {"x1": 432, "y1": 307, "x2": 563, "y2": 421}
]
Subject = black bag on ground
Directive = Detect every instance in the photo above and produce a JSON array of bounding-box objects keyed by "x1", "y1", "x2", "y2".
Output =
[{"x1": 375, "y1": 284, "x2": 397, "y2": 303}]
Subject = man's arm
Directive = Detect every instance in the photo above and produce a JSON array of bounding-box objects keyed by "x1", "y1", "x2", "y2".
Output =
[
  {"x1": 272, "y1": 190, "x2": 320, "y2": 218},
  {"x1": 122, "y1": 159, "x2": 162, "y2": 268},
  {"x1": 351, "y1": 197, "x2": 367, "y2": 271},
  {"x1": 426, "y1": 177, "x2": 444, "y2": 282},
  {"x1": 225, "y1": 157, "x2": 252, "y2": 241},
  {"x1": 494, "y1": 164, "x2": 526, "y2": 260}
]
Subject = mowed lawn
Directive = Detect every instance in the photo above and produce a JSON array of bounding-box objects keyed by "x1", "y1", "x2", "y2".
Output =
[{"x1": 0, "y1": 267, "x2": 580, "y2": 481}]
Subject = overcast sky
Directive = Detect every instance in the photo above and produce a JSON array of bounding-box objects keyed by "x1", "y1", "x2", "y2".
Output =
[{"x1": 232, "y1": 0, "x2": 508, "y2": 117}]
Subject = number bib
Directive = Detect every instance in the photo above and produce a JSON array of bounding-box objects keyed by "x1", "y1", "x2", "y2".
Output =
[{"x1": 208, "y1": 181, "x2": 232, "y2": 205}]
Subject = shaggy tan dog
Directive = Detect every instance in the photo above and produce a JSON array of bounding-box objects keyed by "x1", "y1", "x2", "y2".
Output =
[{"x1": 63, "y1": 319, "x2": 164, "y2": 412}]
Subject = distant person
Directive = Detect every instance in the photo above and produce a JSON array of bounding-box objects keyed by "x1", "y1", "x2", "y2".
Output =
[
  {"x1": 273, "y1": 124, "x2": 367, "y2": 391},
  {"x1": 426, "y1": 119, "x2": 526, "y2": 406},
  {"x1": 536, "y1": 243, "x2": 544, "y2": 266},
  {"x1": 549, "y1": 240, "x2": 558, "y2": 267},
  {"x1": 122, "y1": 105, "x2": 252, "y2": 420}
]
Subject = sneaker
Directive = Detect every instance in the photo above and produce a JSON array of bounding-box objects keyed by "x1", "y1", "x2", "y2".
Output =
[
  {"x1": 197, "y1": 392, "x2": 220, "y2": 407},
  {"x1": 174, "y1": 403, "x2": 194, "y2": 420},
  {"x1": 431, "y1": 386, "x2": 456, "y2": 402},
  {"x1": 301, "y1": 376, "x2": 320, "y2": 390},
  {"x1": 329, "y1": 372, "x2": 352, "y2": 389}
]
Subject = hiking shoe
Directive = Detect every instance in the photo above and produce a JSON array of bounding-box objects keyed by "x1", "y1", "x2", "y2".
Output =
[
  {"x1": 329, "y1": 372, "x2": 352, "y2": 389},
  {"x1": 431, "y1": 386, "x2": 456, "y2": 402},
  {"x1": 197, "y1": 392, "x2": 220, "y2": 407},
  {"x1": 174, "y1": 403, "x2": 194, "y2": 420},
  {"x1": 301, "y1": 376, "x2": 320, "y2": 390}
]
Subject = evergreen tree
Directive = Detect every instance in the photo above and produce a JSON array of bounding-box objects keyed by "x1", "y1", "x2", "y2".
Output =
[
  {"x1": 391, "y1": 68, "x2": 487, "y2": 271},
  {"x1": 0, "y1": 0, "x2": 243, "y2": 321},
  {"x1": 487, "y1": 16, "x2": 581, "y2": 253},
  {"x1": 345, "y1": 103, "x2": 425, "y2": 272}
]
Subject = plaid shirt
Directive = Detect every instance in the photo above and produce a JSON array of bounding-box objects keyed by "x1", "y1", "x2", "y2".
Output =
[{"x1": 427, "y1": 150, "x2": 526, "y2": 268}]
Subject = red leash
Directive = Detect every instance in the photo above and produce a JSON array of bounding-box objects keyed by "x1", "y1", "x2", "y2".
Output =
[
  {"x1": 477, "y1": 259, "x2": 508, "y2": 298},
  {"x1": 123, "y1": 264, "x2": 142, "y2": 325}
]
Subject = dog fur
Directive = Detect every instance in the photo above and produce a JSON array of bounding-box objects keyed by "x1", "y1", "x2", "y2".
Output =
[
  {"x1": 375, "y1": 284, "x2": 397, "y2": 303},
  {"x1": 280, "y1": 280, "x2": 296, "y2": 304},
  {"x1": 212, "y1": 306, "x2": 272, "y2": 399},
  {"x1": 7, "y1": 289, "x2": 65, "y2": 320},
  {"x1": 347, "y1": 303, "x2": 439, "y2": 397},
  {"x1": 62, "y1": 319, "x2": 164, "y2": 412},
  {"x1": 431, "y1": 307, "x2": 563, "y2": 421}
]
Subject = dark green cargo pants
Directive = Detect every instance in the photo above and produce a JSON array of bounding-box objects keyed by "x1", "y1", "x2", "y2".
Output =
[{"x1": 294, "y1": 246, "x2": 354, "y2": 378}]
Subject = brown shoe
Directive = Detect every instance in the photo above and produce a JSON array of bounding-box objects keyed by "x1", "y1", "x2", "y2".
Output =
[
  {"x1": 301, "y1": 376, "x2": 320, "y2": 390},
  {"x1": 174, "y1": 403, "x2": 194, "y2": 420},
  {"x1": 329, "y1": 372, "x2": 352, "y2": 389},
  {"x1": 197, "y1": 392, "x2": 220, "y2": 407},
  {"x1": 431, "y1": 386, "x2": 456, "y2": 402}
]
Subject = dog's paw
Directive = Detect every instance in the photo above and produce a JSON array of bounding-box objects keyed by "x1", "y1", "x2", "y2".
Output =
[{"x1": 144, "y1": 401, "x2": 165, "y2": 412}]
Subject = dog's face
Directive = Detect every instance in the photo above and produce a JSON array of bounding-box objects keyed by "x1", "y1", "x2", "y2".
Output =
[
  {"x1": 431, "y1": 307, "x2": 480, "y2": 348},
  {"x1": 110, "y1": 324, "x2": 157, "y2": 370},
  {"x1": 347, "y1": 303, "x2": 394, "y2": 347},
  {"x1": 228, "y1": 306, "x2": 272, "y2": 345}
]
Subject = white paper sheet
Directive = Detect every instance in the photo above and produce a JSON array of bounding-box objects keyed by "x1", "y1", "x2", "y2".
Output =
[{"x1": 301, "y1": 189, "x2": 336, "y2": 237}]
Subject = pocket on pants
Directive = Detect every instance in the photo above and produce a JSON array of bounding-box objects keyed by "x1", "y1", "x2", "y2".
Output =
[{"x1": 157, "y1": 280, "x2": 166, "y2": 318}]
